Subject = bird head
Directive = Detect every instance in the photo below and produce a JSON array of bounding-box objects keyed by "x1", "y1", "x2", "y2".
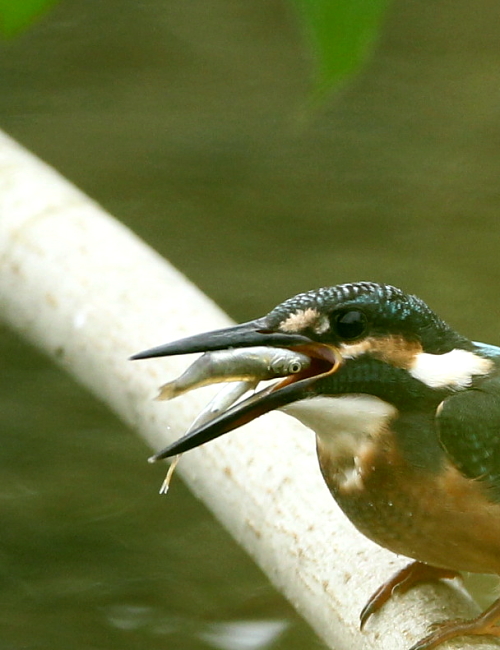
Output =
[{"x1": 132, "y1": 282, "x2": 493, "y2": 461}]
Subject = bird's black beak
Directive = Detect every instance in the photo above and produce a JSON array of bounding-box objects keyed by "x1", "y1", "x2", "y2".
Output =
[
  {"x1": 130, "y1": 318, "x2": 312, "y2": 359},
  {"x1": 132, "y1": 320, "x2": 340, "y2": 461}
]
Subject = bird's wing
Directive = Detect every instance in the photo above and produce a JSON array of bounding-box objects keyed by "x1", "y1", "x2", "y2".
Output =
[{"x1": 437, "y1": 376, "x2": 500, "y2": 500}]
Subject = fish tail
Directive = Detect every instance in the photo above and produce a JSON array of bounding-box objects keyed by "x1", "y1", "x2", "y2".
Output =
[{"x1": 155, "y1": 381, "x2": 179, "y2": 400}]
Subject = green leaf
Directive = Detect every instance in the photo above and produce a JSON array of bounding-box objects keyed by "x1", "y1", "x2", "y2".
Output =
[
  {"x1": 0, "y1": 0, "x2": 60, "y2": 37},
  {"x1": 291, "y1": 0, "x2": 391, "y2": 95}
]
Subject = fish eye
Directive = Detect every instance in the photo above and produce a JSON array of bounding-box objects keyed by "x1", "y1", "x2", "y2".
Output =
[
  {"x1": 288, "y1": 361, "x2": 303, "y2": 374},
  {"x1": 333, "y1": 309, "x2": 368, "y2": 341}
]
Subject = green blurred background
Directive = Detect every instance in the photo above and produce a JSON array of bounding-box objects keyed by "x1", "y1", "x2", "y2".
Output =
[{"x1": 2, "y1": 1, "x2": 500, "y2": 648}]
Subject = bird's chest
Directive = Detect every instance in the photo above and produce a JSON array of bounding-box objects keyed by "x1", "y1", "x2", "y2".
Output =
[
  {"x1": 308, "y1": 395, "x2": 414, "y2": 550},
  {"x1": 283, "y1": 393, "x2": 500, "y2": 573},
  {"x1": 315, "y1": 425, "x2": 423, "y2": 558},
  {"x1": 283, "y1": 394, "x2": 405, "y2": 536}
]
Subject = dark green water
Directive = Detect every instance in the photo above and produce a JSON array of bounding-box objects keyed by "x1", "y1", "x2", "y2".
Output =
[{"x1": 2, "y1": 0, "x2": 500, "y2": 647}]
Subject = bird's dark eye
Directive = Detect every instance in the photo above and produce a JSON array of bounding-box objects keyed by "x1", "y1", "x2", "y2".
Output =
[{"x1": 334, "y1": 309, "x2": 368, "y2": 341}]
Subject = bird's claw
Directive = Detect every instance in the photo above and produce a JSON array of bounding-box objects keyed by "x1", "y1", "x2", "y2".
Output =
[
  {"x1": 360, "y1": 561, "x2": 460, "y2": 630},
  {"x1": 408, "y1": 618, "x2": 500, "y2": 650}
]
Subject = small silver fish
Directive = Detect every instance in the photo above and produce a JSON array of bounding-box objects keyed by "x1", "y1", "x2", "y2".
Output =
[
  {"x1": 155, "y1": 348, "x2": 311, "y2": 495},
  {"x1": 156, "y1": 346, "x2": 311, "y2": 401},
  {"x1": 157, "y1": 380, "x2": 256, "y2": 495},
  {"x1": 187, "y1": 379, "x2": 258, "y2": 429}
]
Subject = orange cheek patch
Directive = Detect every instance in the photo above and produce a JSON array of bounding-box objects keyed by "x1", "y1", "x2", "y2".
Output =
[{"x1": 341, "y1": 336, "x2": 422, "y2": 369}]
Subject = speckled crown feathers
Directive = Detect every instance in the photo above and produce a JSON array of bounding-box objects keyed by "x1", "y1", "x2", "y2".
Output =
[{"x1": 265, "y1": 282, "x2": 467, "y2": 353}]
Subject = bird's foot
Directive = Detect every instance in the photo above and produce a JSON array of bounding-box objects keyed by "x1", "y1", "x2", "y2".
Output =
[
  {"x1": 408, "y1": 600, "x2": 500, "y2": 650},
  {"x1": 360, "y1": 561, "x2": 460, "y2": 629}
]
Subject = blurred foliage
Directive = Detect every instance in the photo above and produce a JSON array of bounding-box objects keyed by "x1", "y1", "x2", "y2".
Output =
[
  {"x1": 1, "y1": 0, "x2": 391, "y2": 96},
  {"x1": 0, "y1": 0, "x2": 59, "y2": 36},
  {"x1": 291, "y1": 0, "x2": 391, "y2": 94}
]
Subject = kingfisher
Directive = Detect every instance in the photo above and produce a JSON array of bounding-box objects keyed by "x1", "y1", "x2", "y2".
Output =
[{"x1": 131, "y1": 282, "x2": 500, "y2": 650}]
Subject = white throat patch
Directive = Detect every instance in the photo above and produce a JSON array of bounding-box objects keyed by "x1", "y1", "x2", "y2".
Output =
[
  {"x1": 282, "y1": 394, "x2": 397, "y2": 494},
  {"x1": 282, "y1": 394, "x2": 396, "y2": 452}
]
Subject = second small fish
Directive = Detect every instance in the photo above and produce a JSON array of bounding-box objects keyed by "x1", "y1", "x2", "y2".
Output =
[{"x1": 157, "y1": 346, "x2": 311, "y2": 400}]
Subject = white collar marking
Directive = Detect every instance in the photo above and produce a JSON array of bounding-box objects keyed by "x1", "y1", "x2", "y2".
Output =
[{"x1": 410, "y1": 349, "x2": 493, "y2": 389}]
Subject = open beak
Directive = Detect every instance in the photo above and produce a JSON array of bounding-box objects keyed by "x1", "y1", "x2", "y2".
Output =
[{"x1": 131, "y1": 320, "x2": 340, "y2": 461}]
